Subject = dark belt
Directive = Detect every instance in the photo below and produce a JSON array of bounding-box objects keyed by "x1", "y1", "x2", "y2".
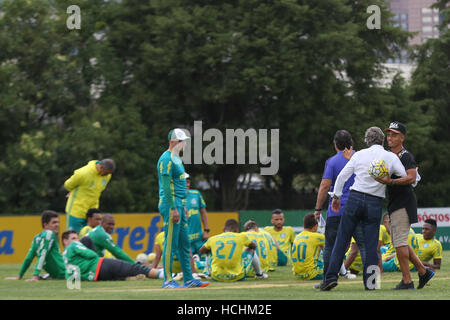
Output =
[{"x1": 351, "y1": 190, "x2": 383, "y2": 200}]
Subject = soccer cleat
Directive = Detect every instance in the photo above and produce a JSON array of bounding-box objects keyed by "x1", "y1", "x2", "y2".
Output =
[
  {"x1": 418, "y1": 267, "x2": 435, "y2": 289},
  {"x1": 125, "y1": 274, "x2": 146, "y2": 281},
  {"x1": 340, "y1": 272, "x2": 357, "y2": 279},
  {"x1": 391, "y1": 280, "x2": 414, "y2": 290},
  {"x1": 255, "y1": 273, "x2": 269, "y2": 279},
  {"x1": 319, "y1": 279, "x2": 338, "y2": 291},
  {"x1": 162, "y1": 280, "x2": 185, "y2": 289},
  {"x1": 184, "y1": 279, "x2": 210, "y2": 288}
]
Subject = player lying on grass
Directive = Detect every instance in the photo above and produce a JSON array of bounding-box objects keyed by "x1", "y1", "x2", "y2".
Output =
[
  {"x1": 291, "y1": 213, "x2": 325, "y2": 280},
  {"x1": 5, "y1": 210, "x2": 65, "y2": 281},
  {"x1": 62, "y1": 230, "x2": 161, "y2": 281},
  {"x1": 200, "y1": 219, "x2": 267, "y2": 281}
]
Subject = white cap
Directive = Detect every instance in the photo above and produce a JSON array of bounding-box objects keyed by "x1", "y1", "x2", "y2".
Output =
[
  {"x1": 168, "y1": 128, "x2": 190, "y2": 141},
  {"x1": 185, "y1": 172, "x2": 190, "y2": 179}
]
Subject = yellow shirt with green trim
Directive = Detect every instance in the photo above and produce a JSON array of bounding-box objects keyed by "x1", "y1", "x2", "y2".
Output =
[
  {"x1": 416, "y1": 234, "x2": 442, "y2": 263},
  {"x1": 204, "y1": 232, "x2": 252, "y2": 282},
  {"x1": 379, "y1": 225, "x2": 391, "y2": 246},
  {"x1": 259, "y1": 228, "x2": 278, "y2": 271},
  {"x1": 64, "y1": 160, "x2": 111, "y2": 219},
  {"x1": 394, "y1": 228, "x2": 419, "y2": 270},
  {"x1": 291, "y1": 230, "x2": 325, "y2": 280},
  {"x1": 263, "y1": 226, "x2": 295, "y2": 262},
  {"x1": 345, "y1": 237, "x2": 363, "y2": 272},
  {"x1": 244, "y1": 230, "x2": 270, "y2": 274}
]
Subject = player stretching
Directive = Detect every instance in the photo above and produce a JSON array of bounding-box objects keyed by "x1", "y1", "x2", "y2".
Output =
[{"x1": 157, "y1": 128, "x2": 210, "y2": 289}]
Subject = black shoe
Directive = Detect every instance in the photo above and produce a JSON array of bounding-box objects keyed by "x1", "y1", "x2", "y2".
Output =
[
  {"x1": 391, "y1": 280, "x2": 414, "y2": 290},
  {"x1": 319, "y1": 279, "x2": 338, "y2": 291},
  {"x1": 418, "y1": 267, "x2": 435, "y2": 289}
]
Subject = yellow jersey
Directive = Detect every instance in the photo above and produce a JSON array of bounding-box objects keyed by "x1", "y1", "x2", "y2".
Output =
[
  {"x1": 345, "y1": 237, "x2": 363, "y2": 272},
  {"x1": 64, "y1": 160, "x2": 112, "y2": 219},
  {"x1": 204, "y1": 232, "x2": 252, "y2": 282},
  {"x1": 394, "y1": 228, "x2": 419, "y2": 270},
  {"x1": 416, "y1": 234, "x2": 442, "y2": 263},
  {"x1": 264, "y1": 226, "x2": 295, "y2": 262},
  {"x1": 154, "y1": 231, "x2": 181, "y2": 273},
  {"x1": 244, "y1": 230, "x2": 270, "y2": 274},
  {"x1": 379, "y1": 225, "x2": 391, "y2": 246},
  {"x1": 259, "y1": 228, "x2": 278, "y2": 271},
  {"x1": 291, "y1": 230, "x2": 325, "y2": 280}
]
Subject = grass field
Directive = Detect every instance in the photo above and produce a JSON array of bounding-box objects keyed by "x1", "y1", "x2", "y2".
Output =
[{"x1": 1, "y1": 252, "x2": 449, "y2": 301}]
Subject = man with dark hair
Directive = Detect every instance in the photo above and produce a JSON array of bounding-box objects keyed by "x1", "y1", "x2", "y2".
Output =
[
  {"x1": 417, "y1": 219, "x2": 442, "y2": 271},
  {"x1": 314, "y1": 129, "x2": 357, "y2": 282},
  {"x1": 5, "y1": 210, "x2": 65, "y2": 281},
  {"x1": 62, "y1": 230, "x2": 161, "y2": 281},
  {"x1": 292, "y1": 213, "x2": 325, "y2": 280},
  {"x1": 376, "y1": 121, "x2": 434, "y2": 290},
  {"x1": 79, "y1": 208, "x2": 102, "y2": 238},
  {"x1": 200, "y1": 219, "x2": 261, "y2": 282},
  {"x1": 244, "y1": 220, "x2": 270, "y2": 278},
  {"x1": 64, "y1": 159, "x2": 115, "y2": 232},
  {"x1": 320, "y1": 127, "x2": 408, "y2": 291},
  {"x1": 264, "y1": 209, "x2": 295, "y2": 266}
]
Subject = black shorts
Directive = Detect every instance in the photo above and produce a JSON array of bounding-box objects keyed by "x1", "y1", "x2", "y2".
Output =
[{"x1": 97, "y1": 259, "x2": 149, "y2": 281}]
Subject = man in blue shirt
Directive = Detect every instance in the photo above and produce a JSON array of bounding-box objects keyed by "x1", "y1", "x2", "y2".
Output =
[{"x1": 314, "y1": 130, "x2": 359, "y2": 282}]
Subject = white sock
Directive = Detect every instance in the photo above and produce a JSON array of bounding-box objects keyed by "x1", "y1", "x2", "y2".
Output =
[
  {"x1": 339, "y1": 263, "x2": 347, "y2": 275},
  {"x1": 252, "y1": 254, "x2": 263, "y2": 275},
  {"x1": 157, "y1": 269, "x2": 164, "y2": 279}
]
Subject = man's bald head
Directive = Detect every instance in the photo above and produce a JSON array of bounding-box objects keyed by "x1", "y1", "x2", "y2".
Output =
[{"x1": 101, "y1": 214, "x2": 115, "y2": 234}]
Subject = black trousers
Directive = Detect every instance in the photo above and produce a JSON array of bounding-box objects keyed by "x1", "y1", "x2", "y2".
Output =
[{"x1": 97, "y1": 258, "x2": 149, "y2": 281}]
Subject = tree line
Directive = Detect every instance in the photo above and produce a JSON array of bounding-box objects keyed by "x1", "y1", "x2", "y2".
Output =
[{"x1": 0, "y1": 0, "x2": 449, "y2": 214}]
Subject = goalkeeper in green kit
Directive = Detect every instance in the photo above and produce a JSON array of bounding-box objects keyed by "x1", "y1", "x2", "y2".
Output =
[
  {"x1": 5, "y1": 211, "x2": 65, "y2": 281},
  {"x1": 62, "y1": 230, "x2": 161, "y2": 281}
]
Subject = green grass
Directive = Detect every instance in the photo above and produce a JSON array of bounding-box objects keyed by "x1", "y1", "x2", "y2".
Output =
[{"x1": 1, "y1": 252, "x2": 450, "y2": 300}]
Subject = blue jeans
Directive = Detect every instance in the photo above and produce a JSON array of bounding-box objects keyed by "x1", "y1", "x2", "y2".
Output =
[
  {"x1": 324, "y1": 191, "x2": 382, "y2": 289},
  {"x1": 323, "y1": 215, "x2": 366, "y2": 278}
]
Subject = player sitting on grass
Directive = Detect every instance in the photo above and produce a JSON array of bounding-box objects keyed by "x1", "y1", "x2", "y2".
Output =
[
  {"x1": 417, "y1": 219, "x2": 442, "y2": 271},
  {"x1": 259, "y1": 227, "x2": 278, "y2": 272},
  {"x1": 244, "y1": 220, "x2": 270, "y2": 278},
  {"x1": 62, "y1": 230, "x2": 161, "y2": 281},
  {"x1": 80, "y1": 214, "x2": 137, "y2": 265},
  {"x1": 264, "y1": 209, "x2": 295, "y2": 266},
  {"x1": 78, "y1": 208, "x2": 102, "y2": 238},
  {"x1": 292, "y1": 213, "x2": 325, "y2": 280},
  {"x1": 5, "y1": 210, "x2": 65, "y2": 281},
  {"x1": 200, "y1": 219, "x2": 266, "y2": 281},
  {"x1": 382, "y1": 228, "x2": 419, "y2": 272},
  {"x1": 151, "y1": 230, "x2": 207, "y2": 281}
]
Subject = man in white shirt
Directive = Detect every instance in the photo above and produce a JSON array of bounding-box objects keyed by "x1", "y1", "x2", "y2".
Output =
[{"x1": 320, "y1": 127, "x2": 407, "y2": 291}]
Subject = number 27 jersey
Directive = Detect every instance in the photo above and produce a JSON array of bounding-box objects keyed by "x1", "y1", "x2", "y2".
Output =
[{"x1": 204, "y1": 232, "x2": 252, "y2": 282}]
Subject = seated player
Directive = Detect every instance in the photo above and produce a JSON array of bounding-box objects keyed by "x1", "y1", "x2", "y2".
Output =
[
  {"x1": 78, "y1": 208, "x2": 102, "y2": 238},
  {"x1": 264, "y1": 209, "x2": 295, "y2": 266},
  {"x1": 344, "y1": 238, "x2": 363, "y2": 275},
  {"x1": 382, "y1": 228, "x2": 419, "y2": 272},
  {"x1": 200, "y1": 219, "x2": 265, "y2": 282},
  {"x1": 151, "y1": 230, "x2": 206, "y2": 280},
  {"x1": 244, "y1": 220, "x2": 270, "y2": 277},
  {"x1": 416, "y1": 218, "x2": 442, "y2": 271},
  {"x1": 259, "y1": 227, "x2": 278, "y2": 272},
  {"x1": 5, "y1": 210, "x2": 65, "y2": 281},
  {"x1": 62, "y1": 230, "x2": 161, "y2": 281},
  {"x1": 378, "y1": 213, "x2": 391, "y2": 272},
  {"x1": 291, "y1": 213, "x2": 325, "y2": 280},
  {"x1": 80, "y1": 214, "x2": 137, "y2": 265}
]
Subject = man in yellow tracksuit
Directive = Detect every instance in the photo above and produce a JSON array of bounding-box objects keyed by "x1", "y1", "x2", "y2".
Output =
[{"x1": 64, "y1": 159, "x2": 115, "y2": 232}]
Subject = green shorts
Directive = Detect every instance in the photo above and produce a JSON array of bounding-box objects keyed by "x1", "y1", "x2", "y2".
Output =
[{"x1": 67, "y1": 214, "x2": 87, "y2": 233}]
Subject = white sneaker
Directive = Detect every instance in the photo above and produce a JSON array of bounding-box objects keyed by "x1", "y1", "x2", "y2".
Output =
[
  {"x1": 173, "y1": 273, "x2": 184, "y2": 281},
  {"x1": 255, "y1": 273, "x2": 269, "y2": 279},
  {"x1": 342, "y1": 272, "x2": 357, "y2": 279}
]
